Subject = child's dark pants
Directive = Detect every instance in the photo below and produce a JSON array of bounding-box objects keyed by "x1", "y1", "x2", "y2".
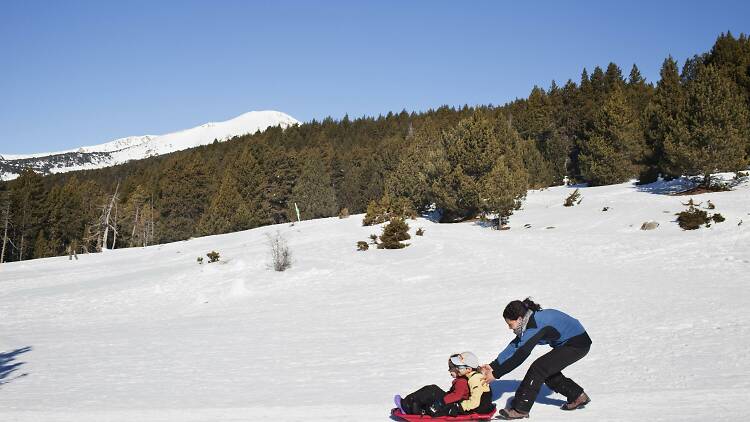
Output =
[{"x1": 401, "y1": 384, "x2": 445, "y2": 414}]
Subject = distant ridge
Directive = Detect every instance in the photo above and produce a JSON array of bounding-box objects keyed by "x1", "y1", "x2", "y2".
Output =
[{"x1": 0, "y1": 110, "x2": 299, "y2": 181}]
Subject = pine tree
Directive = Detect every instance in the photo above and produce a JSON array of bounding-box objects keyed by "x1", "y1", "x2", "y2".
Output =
[
  {"x1": 579, "y1": 84, "x2": 645, "y2": 185},
  {"x1": 384, "y1": 121, "x2": 449, "y2": 211},
  {"x1": 233, "y1": 148, "x2": 271, "y2": 229},
  {"x1": 288, "y1": 149, "x2": 338, "y2": 220},
  {"x1": 157, "y1": 154, "x2": 210, "y2": 242},
  {"x1": 604, "y1": 62, "x2": 625, "y2": 94},
  {"x1": 378, "y1": 217, "x2": 410, "y2": 249},
  {"x1": 663, "y1": 65, "x2": 749, "y2": 186},
  {"x1": 9, "y1": 168, "x2": 45, "y2": 260},
  {"x1": 644, "y1": 57, "x2": 685, "y2": 177}
]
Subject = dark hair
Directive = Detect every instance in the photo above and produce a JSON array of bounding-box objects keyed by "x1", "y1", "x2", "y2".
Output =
[{"x1": 503, "y1": 297, "x2": 542, "y2": 320}]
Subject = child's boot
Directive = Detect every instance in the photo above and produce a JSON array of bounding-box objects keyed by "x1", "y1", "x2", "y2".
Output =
[{"x1": 393, "y1": 395, "x2": 405, "y2": 413}]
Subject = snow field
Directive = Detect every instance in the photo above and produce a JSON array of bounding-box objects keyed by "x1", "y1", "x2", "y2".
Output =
[{"x1": 1, "y1": 178, "x2": 749, "y2": 421}]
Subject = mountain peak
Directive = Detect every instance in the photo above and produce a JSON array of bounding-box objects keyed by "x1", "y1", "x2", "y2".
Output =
[{"x1": 0, "y1": 110, "x2": 300, "y2": 181}]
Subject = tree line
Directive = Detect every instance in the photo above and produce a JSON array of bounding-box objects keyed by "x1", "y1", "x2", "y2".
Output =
[{"x1": 1, "y1": 32, "x2": 749, "y2": 263}]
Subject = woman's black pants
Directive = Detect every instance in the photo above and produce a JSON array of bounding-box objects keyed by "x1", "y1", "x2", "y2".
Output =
[{"x1": 512, "y1": 344, "x2": 590, "y2": 413}]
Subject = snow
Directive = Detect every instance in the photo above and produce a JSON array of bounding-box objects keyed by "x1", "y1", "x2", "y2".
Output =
[
  {"x1": 0, "y1": 111, "x2": 299, "y2": 180},
  {"x1": 1, "y1": 178, "x2": 749, "y2": 421}
]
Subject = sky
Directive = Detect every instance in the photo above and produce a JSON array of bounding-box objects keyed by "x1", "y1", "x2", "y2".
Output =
[{"x1": 1, "y1": 0, "x2": 749, "y2": 154}]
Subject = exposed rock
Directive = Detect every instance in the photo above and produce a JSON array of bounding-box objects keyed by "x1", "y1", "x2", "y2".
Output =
[{"x1": 640, "y1": 221, "x2": 659, "y2": 230}]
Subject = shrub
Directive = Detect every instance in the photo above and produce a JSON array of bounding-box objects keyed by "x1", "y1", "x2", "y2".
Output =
[
  {"x1": 369, "y1": 234, "x2": 379, "y2": 244},
  {"x1": 706, "y1": 200, "x2": 715, "y2": 210},
  {"x1": 362, "y1": 196, "x2": 417, "y2": 226},
  {"x1": 712, "y1": 213, "x2": 725, "y2": 223},
  {"x1": 564, "y1": 189, "x2": 581, "y2": 207},
  {"x1": 197, "y1": 257, "x2": 204, "y2": 264},
  {"x1": 356, "y1": 241, "x2": 369, "y2": 251},
  {"x1": 338, "y1": 208, "x2": 350, "y2": 219},
  {"x1": 377, "y1": 217, "x2": 411, "y2": 249},
  {"x1": 676, "y1": 206, "x2": 710, "y2": 230},
  {"x1": 267, "y1": 231, "x2": 292, "y2": 271},
  {"x1": 206, "y1": 251, "x2": 220, "y2": 263},
  {"x1": 416, "y1": 227, "x2": 425, "y2": 236}
]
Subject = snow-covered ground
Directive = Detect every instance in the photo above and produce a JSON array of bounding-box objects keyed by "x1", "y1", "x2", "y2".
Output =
[{"x1": 1, "y1": 178, "x2": 749, "y2": 421}]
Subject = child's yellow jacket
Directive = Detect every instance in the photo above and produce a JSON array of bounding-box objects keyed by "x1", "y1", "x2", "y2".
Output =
[{"x1": 460, "y1": 371, "x2": 491, "y2": 412}]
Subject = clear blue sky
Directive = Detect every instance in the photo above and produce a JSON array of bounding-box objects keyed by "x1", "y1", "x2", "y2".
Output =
[{"x1": 1, "y1": 0, "x2": 749, "y2": 154}]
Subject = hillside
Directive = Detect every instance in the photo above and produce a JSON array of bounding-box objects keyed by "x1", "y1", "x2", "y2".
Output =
[
  {"x1": 1, "y1": 178, "x2": 749, "y2": 421},
  {"x1": 0, "y1": 110, "x2": 299, "y2": 181}
]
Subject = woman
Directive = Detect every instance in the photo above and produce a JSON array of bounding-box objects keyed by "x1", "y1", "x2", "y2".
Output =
[{"x1": 480, "y1": 298, "x2": 592, "y2": 420}]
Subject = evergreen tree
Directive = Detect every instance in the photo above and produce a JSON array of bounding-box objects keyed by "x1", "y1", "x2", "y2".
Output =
[
  {"x1": 378, "y1": 217, "x2": 410, "y2": 249},
  {"x1": 288, "y1": 149, "x2": 337, "y2": 220},
  {"x1": 9, "y1": 168, "x2": 45, "y2": 260},
  {"x1": 663, "y1": 65, "x2": 749, "y2": 186},
  {"x1": 43, "y1": 176, "x2": 86, "y2": 256},
  {"x1": 157, "y1": 154, "x2": 210, "y2": 242},
  {"x1": 645, "y1": 56, "x2": 685, "y2": 177},
  {"x1": 384, "y1": 121, "x2": 449, "y2": 211},
  {"x1": 604, "y1": 62, "x2": 625, "y2": 93},
  {"x1": 579, "y1": 84, "x2": 645, "y2": 185},
  {"x1": 705, "y1": 32, "x2": 750, "y2": 103},
  {"x1": 198, "y1": 148, "x2": 270, "y2": 234}
]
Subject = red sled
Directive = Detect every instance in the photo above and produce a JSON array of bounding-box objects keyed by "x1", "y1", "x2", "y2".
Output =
[{"x1": 390, "y1": 405, "x2": 496, "y2": 421}]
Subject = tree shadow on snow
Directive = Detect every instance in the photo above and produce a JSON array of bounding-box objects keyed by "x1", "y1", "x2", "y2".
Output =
[
  {"x1": 490, "y1": 379, "x2": 566, "y2": 408},
  {"x1": 0, "y1": 346, "x2": 32, "y2": 387}
]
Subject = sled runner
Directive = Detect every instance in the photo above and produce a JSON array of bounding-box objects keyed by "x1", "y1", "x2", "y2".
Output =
[{"x1": 390, "y1": 405, "x2": 496, "y2": 421}]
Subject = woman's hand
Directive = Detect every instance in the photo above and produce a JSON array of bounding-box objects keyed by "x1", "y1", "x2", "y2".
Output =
[{"x1": 480, "y1": 364, "x2": 496, "y2": 382}]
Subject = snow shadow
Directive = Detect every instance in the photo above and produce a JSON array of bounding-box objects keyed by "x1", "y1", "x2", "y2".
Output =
[
  {"x1": 0, "y1": 346, "x2": 31, "y2": 386},
  {"x1": 490, "y1": 379, "x2": 566, "y2": 408},
  {"x1": 634, "y1": 177, "x2": 697, "y2": 195}
]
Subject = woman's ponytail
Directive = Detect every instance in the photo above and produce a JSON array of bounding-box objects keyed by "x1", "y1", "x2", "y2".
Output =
[
  {"x1": 522, "y1": 297, "x2": 542, "y2": 312},
  {"x1": 503, "y1": 297, "x2": 542, "y2": 320}
]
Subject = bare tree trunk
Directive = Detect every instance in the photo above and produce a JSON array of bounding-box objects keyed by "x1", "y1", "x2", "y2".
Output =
[
  {"x1": 19, "y1": 233, "x2": 24, "y2": 261},
  {"x1": 1, "y1": 200, "x2": 9, "y2": 264},
  {"x1": 101, "y1": 182, "x2": 119, "y2": 250},
  {"x1": 111, "y1": 201, "x2": 118, "y2": 250},
  {"x1": 147, "y1": 199, "x2": 155, "y2": 247},
  {"x1": 130, "y1": 206, "x2": 139, "y2": 247}
]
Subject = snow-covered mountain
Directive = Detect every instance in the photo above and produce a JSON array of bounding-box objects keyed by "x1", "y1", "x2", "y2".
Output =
[
  {"x1": 0, "y1": 110, "x2": 299, "y2": 181},
  {"x1": 1, "y1": 177, "x2": 748, "y2": 421}
]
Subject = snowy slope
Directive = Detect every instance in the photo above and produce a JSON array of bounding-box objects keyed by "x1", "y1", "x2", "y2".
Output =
[
  {"x1": 0, "y1": 111, "x2": 299, "y2": 180},
  {"x1": 1, "y1": 178, "x2": 749, "y2": 421}
]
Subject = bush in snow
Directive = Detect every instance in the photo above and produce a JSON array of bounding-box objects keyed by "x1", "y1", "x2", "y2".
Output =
[
  {"x1": 676, "y1": 206, "x2": 710, "y2": 230},
  {"x1": 362, "y1": 196, "x2": 416, "y2": 226},
  {"x1": 206, "y1": 251, "x2": 220, "y2": 263},
  {"x1": 377, "y1": 217, "x2": 410, "y2": 249},
  {"x1": 268, "y1": 231, "x2": 292, "y2": 271},
  {"x1": 416, "y1": 227, "x2": 425, "y2": 236},
  {"x1": 338, "y1": 208, "x2": 350, "y2": 219},
  {"x1": 564, "y1": 189, "x2": 581, "y2": 207},
  {"x1": 197, "y1": 257, "x2": 204, "y2": 264},
  {"x1": 357, "y1": 241, "x2": 369, "y2": 251},
  {"x1": 712, "y1": 213, "x2": 726, "y2": 223},
  {"x1": 369, "y1": 234, "x2": 379, "y2": 244}
]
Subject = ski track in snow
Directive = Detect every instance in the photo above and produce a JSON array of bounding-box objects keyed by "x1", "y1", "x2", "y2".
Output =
[{"x1": 1, "y1": 178, "x2": 749, "y2": 421}]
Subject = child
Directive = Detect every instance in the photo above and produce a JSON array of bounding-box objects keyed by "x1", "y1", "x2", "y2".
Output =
[{"x1": 395, "y1": 352, "x2": 493, "y2": 417}]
